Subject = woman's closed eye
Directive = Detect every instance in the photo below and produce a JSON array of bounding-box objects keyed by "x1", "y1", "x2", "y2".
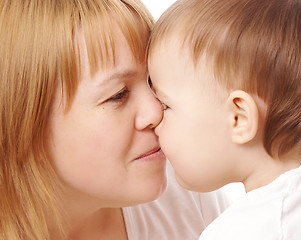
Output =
[{"x1": 105, "y1": 88, "x2": 130, "y2": 104}]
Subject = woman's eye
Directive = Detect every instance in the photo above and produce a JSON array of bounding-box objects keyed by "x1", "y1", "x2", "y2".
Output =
[{"x1": 106, "y1": 88, "x2": 129, "y2": 103}]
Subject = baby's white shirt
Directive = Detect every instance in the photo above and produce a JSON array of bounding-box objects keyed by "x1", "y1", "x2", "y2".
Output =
[{"x1": 199, "y1": 166, "x2": 301, "y2": 240}]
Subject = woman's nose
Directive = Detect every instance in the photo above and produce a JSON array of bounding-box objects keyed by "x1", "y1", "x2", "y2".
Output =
[{"x1": 135, "y1": 87, "x2": 163, "y2": 130}]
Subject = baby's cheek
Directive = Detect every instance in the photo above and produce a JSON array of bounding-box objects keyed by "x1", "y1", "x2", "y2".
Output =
[{"x1": 160, "y1": 135, "x2": 180, "y2": 162}]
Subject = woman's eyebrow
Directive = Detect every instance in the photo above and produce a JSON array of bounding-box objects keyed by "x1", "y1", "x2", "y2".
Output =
[
  {"x1": 106, "y1": 70, "x2": 138, "y2": 82},
  {"x1": 98, "y1": 70, "x2": 138, "y2": 87}
]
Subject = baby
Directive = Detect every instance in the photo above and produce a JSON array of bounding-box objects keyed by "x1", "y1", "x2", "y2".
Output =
[{"x1": 147, "y1": 0, "x2": 301, "y2": 239}]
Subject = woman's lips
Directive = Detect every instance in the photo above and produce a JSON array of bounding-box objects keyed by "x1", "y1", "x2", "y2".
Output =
[{"x1": 134, "y1": 147, "x2": 165, "y2": 161}]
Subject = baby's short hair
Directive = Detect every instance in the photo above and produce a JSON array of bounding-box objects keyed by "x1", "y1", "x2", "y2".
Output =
[{"x1": 149, "y1": 0, "x2": 301, "y2": 157}]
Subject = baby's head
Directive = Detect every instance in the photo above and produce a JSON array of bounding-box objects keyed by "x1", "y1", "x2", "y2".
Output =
[
  {"x1": 0, "y1": 0, "x2": 154, "y2": 239},
  {"x1": 148, "y1": 0, "x2": 301, "y2": 191}
]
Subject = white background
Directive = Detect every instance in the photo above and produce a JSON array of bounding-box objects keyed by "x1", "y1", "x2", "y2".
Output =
[{"x1": 141, "y1": 0, "x2": 177, "y2": 20}]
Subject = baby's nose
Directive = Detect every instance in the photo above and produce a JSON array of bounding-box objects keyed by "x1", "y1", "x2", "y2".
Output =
[{"x1": 154, "y1": 119, "x2": 163, "y2": 136}]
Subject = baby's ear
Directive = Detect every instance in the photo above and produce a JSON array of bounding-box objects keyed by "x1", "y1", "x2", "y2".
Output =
[{"x1": 226, "y1": 90, "x2": 259, "y2": 144}]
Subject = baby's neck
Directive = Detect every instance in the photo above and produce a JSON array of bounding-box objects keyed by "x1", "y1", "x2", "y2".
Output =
[{"x1": 242, "y1": 148, "x2": 301, "y2": 192}]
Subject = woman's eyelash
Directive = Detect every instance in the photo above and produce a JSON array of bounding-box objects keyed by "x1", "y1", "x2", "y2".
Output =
[{"x1": 107, "y1": 89, "x2": 129, "y2": 102}]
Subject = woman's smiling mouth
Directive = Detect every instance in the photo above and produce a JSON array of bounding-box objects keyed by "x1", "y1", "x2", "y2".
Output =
[{"x1": 134, "y1": 147, "x2": 165, "y2": 162}]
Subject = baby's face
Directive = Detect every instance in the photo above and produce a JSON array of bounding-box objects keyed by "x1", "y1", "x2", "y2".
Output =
[{"x1": 148, "y1": 42, "x2": 233, "y2": 192}]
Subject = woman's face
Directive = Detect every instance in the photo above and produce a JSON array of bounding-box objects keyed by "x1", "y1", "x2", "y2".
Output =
[{"x1": 48, "y1": 30, "x2": 166, "y2": 208}]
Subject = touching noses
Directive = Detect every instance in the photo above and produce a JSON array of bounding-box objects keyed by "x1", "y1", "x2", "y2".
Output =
[
  {"x1": 135, "y1": 87, "x2": 164, "y2": 130},
  {"x1": 154, "y1": 120, "x2": 162, "y2": 136}
]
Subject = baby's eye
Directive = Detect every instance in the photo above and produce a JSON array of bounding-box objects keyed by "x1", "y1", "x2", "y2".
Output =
[
  {"x1": 147, "y1": 75, "x2": 156, "y2": 96},
  {"x1": 106, "y1": 88, "x2": 129, "y2": 103},
  {"x1": 147, "y1": 75, "x2": 153, "y2": 89},
  {"x1": 161, "y1": 102, "x2": 169, "y2": 111}
]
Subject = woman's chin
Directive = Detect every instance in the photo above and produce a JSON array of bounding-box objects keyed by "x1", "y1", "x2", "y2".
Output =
[{"x1": 126, "y1": 175, "x2": 168, "y2": 207}]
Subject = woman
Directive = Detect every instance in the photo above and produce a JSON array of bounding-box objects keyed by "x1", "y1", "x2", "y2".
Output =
[{"x1": 0, "y1": 0, "x2": 233, "y2": 239}]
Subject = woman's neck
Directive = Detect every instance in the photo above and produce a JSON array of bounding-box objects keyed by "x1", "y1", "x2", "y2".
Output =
[
  {"x1": 49, "y1": 207, "x2": 127, "y2": 240},
  {"x1": 48, "y1": 184, "x2": 128, "y2": 240},
  {"x1": 67, "y1": 208, "x2": 127, "y2": 240}
]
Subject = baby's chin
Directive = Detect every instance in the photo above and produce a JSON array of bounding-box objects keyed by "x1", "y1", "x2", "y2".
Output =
[
  {"x1": 174, "y1": 173, "x2": 216, "y2": 193},
  {"x1": 174, "y1": 174, "x2": 197, "y2": 191}
]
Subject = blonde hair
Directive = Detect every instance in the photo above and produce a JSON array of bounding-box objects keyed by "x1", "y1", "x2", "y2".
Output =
[
  {"x1": 149, "y1": 0, "x2": 301, "y2": 157},
  {"x1": 0, "y1": 0, "x2": 154, "y2": 239}
]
